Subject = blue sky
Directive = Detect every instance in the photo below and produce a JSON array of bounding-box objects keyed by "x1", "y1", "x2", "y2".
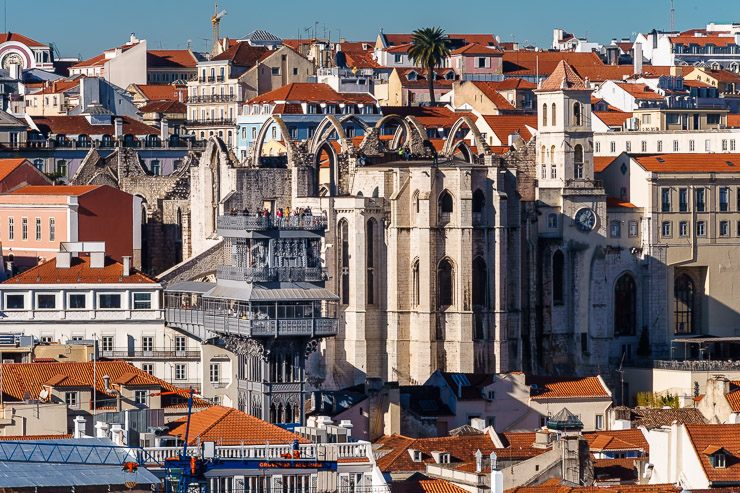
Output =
[{"x1": 5, "y1": 0, "x2": 736, "y2": 59}]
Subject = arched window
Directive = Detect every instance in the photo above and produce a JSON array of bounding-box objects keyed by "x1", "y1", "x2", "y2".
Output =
[
  {"x1": 412, "y1": 258, "x2": 420, "y2": 306},
  {"x1": 550, "y1": 145, "x2": 556, "y2": 164},
  {"x1": 437, "y1": 258, "x2": 454, "y2": 308},
  {"x1": 551, "y1": 103, "x2": 557, "y2": 126},
  {"x1": 541, "y1": 145, "x2": 546, "y2": 165},
  {"x1": 542, "y1": 103, "x2": 548, "y2": 126},
  {"x1": 552, "y1": 250, "x2": 564, "y2": 305},
  {"x1": 472, "y1": 257, "x2": 487, "y2": 307},
  {"x1": 439, "y1": 191, "x2": 453, "y2": 213},
  {"x1": 412, "y1": 190, "x2": 420, "y2": 216},
  {"x1": 574, "y1": 144, "x2": 584, "y2": 179},
  {"x1": 674, "y1": 274, "x2": 695, "y2": 334},
  {"x1": 472, "y1": 190, "x2": 485, "y2": 214},
  {"x1": 614, "y1": 274, "x2": 637, "y2": 336},
  {"x1": 366, "y1": 218, "x2": 377, "y2": 305},
  {"x1": 573, "y1": 102, "x2": 582, "y2": 126},
  {"x1": 338, "y1": 219, "x2": 350, "y2": 305}
]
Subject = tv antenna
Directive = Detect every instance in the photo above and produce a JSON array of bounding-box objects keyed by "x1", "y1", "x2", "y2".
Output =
[{"x1": 670, "y1": 0, "x2": 675, "y2": 33}]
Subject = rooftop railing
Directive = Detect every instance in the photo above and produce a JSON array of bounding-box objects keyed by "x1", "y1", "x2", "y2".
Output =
[
  {"x1": 217, "y1": 266, "x2": 327, "y2": 282},
  {"x1": 217, "y1": 213, "x2": 327, "y2": 231}
]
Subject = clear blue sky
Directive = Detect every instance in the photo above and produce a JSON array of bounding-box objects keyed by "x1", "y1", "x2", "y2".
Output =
[{"x1": 4, "y1": 0, "x2": 737, "y2": 59}]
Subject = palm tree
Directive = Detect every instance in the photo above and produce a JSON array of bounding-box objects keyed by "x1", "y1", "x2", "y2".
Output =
[{"x1": 408, "y1": 27, "x2": 451, "y2": 104}]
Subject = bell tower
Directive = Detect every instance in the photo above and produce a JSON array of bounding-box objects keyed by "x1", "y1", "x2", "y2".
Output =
[{"x1": 536, "y1": 61, "x2": 594, "y2": 188}]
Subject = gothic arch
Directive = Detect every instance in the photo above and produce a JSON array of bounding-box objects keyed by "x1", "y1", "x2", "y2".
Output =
[
  {"x1": 314, "y1": 140, "x2": 340, "y2": 196},
  {"x1": 614, "y1": 272, "x2": 637, "y2": 337},
  {"x1": 309, "y1": 115, "x2": 352, "y2": 156},
  {"x1": 374, "y1": 114, "x2": 423, "y2": 153},
  {"x1": 437, "y1": 257, "x2": 456, "y2": 308},
  {"x1": 248, "y1": 115, "x2": 298, "y2": 167},
  {"x1": 338, "y1": 114, "x2": 371, "y2": 134},
  {"x1": 337, "y1": 218, "x2": 350, "y2": 305},
  {"x1": 449, "y1": 140, "x2": 475, "y2": 163},
  {"x1": 441, "y1": 115, "x2": 492, "y2": 158}
]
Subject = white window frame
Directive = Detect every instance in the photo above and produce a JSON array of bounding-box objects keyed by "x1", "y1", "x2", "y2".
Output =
[
  {"x1": 97, "y1": 293, "x2": 122, "y2": 310},
  {"x1": 175, "y1": 363, "x2": 187, "y2": 380},
  {"x1": 36, "y1": 293, "x2": 57, "y2": 310},
  {"x1": 210, "y1": 363, "x2": 220, "y2": 384},
  {"x1": 4, "y1": 293, "x2": 25, "y2": 310},
  {"x1": 133, "y1": 292, "x2": 152, "y2": 310},
  {"x1": 65, "y1": 391, "x2": 79, "y2": 408},
  {"x1": 67, "y1": 293, "x2": 87, "y2": 310}
]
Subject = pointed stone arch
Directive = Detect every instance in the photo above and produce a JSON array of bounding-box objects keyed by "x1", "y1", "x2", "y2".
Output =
[
  {"x1": 449, "y1": 140, "x2": 475, "y2": 163},
  {"x1": 338, "y1": 114, "x2": 371, "y2": 134},
  {"x1": 309, "y1": 115, "x2": 353, "y2": 156},
  {"x1": 248, "y1": 115, "x2": 299, "y2": 167},
  {"x1": 441, "y1": 115, "x2": 492, "y2": 159}
]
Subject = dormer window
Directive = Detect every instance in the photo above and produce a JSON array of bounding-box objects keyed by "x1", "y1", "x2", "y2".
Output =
[
  {"x1": 716, "y1": 453, "x2": 727, "y2": 468},
  {"x1": 409, "y1": 449, "x2": 423, "y2": 462},
  {"x1": 445, "y1": 71, "x2": 455, "y2": 80},
  {"x1": 307, "y1": 104, "x2": 317, "y2": 114},
  {"x1": 407, "y1": 71, "x2": 418, "y2": 81}
]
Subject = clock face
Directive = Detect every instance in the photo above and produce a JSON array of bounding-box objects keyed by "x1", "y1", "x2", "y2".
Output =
[{"x1": 574, "y1": 207, "x2": 596, "y2": 233}]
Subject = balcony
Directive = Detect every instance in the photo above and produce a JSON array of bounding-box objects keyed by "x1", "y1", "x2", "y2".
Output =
[
  {"x1": 188, "y1": 94, "x2": 236, "y2": 104},
  {"x1": 217, "y1": 214, "x2": 328, "y2": 232},
  {"x1": 165, "y1": 308, "x2": 338, "y2": 339},
  {"x1": 184, "y1": 118, "x2": 235, "y2": 127},
  {"x1": 143, "y1": 441, "x2": 373, "y2": 465},
  {"x1": 217, "y1": 266, "x2": 327, "y2": 282},
  {"x1": 100, "y1": 348, "x2": 200, "y2": 360}
]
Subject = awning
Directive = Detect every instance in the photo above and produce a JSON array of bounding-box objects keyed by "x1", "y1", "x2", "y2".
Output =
[{"x1": 165, "y1": 281, "x2": 215, "y2": 294}]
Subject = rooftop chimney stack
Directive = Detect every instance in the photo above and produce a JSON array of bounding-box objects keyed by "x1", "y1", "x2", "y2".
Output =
[
  {"x1": 73, "y1": 416, "x2": 87, "y2": 438},
  {"x1": 634, "y1": 43, "x2": 643, "y2": 75},
  {"x1": 122, "y1": 256, "x2": 131, "y2": 277},
  {"x1": 56, "y1": 250, "x2": 72, "y2": 269}
]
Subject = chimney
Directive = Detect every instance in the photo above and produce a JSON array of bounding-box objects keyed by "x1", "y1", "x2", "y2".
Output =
[
  {"x1": 122, "y1": 256, "x2": 131, "y2": 277},
  {"x1": 178, "y1": 90, "x2": 184, "y2": 103},
  {"x1": 110, "y1": 424, "x2": 123, "y2": 445},
  {"x1": 339, "y1": 419, "x2": 353, "y2": 440},
  {"x1": 470, "y1": 417, "x2": 486, "y2": 431},
  {"x1": 8, "y1": 63, "x2": 20, "y2": 80},
  {"x1": 114, "y1": 117, "x2": 123, "y2": 139},
  {"x1": 56, "y1": 251, "x2": 72, "y2": 268},
  {"x1": 73, "y1": 416, "x2": 87, "y2": 438},
  {"x1": 95, "y1": 421, "x2": 109, "y2": 438},
  {"x1": 634, "y1": 43, "x2": 643, "y2": 75},
  {"x1": 160, "y1": 118, "x2": 169, "y2": 142},
  {"x1": 89, "y1": 251, "x2": 105, "y2": 269}
]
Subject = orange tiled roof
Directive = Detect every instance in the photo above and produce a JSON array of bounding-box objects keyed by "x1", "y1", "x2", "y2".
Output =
[
  {"x1": 0, "y1": 361, "x2": 208, "y2": 409},
  {"x1": 2, "y1": 253, "x2": 157, "y2": 285},
  {"x1": 480, "y1": 114, "x2": 537, "y2": 143},
  {"x1": 373, "y1": 433, "x2": 544, "y2": 473},
  {"x1": 247, "y1": 83, "x2": 375, "y2": 105},
  {"x1": 468, "y1": 82, "x2": 516, "y2": 110},
  {"x1": 131, "y1": 84, "x2": 180, "y2": 101},
  {"x1": 628, "y1": 407, "x2": 707, "y2": 429},
  {"x1": 634, "y1": 154, "x2": 740, "y2": 173},
  {"x1": 0, "y1": 159, "x2": 28, "y2": 182},
  {"x1": 391, "y1": 478, "x2": 470, "y2": 493},
  {"x1": 594, "y1": 157, "x2": 616, "y2": 173},
  {"x1": 594, "y1": 111, "x2": 633, "y2": 127},
  {"x1": 9, "y1": 184, "x2": 99, "y2": 196},
  {"x1": 615, "y1": 82, "x2": 665, "y2": 100},
  {"x1": 527, "y1": 375, "x2": 610, "y2": 400},
  {"x1": 147, "y1": 50, "x2": 198, "y2": 68},
  {"x1": 503, "y1": 51, "x2": 603, "y2": 77},
  {"x1": 167, "y1": 406, "x2": 309, "y2": 446},
  {"x1": 606, "y1": 197, "x2": 638, "y2": 209},
  {"x1": 728, "y1": 114, "x2": 740, "y2": 128},
  {"x1": 343, "y1": 50, "x2": 383, "y2": 69},
  {"x1": 31, "y1": 115, "x2": 159, "y2": 137},
  {"x1": 685, "y1": 424, "x2": 740, "y2": 484},
  {"x1": 138, "y1": 100, "x2": 187, "y2": 114},
  {"x1": 32, "y1": 79, "x2": 80, "y2": 96},
  {"x1": 0, "y1": 434, "x2": 72, "y2": 441},
  {"x1": 450, "y1": 43, "x2": 502, "y2": 56},
  {"x1": 584, "y1": 429, "x2": 648, "y2": 453},
  {"x1": 670, "y1": 34, "x2": 738, "y2": 47},
  {"x1": 724, "y1": 382, "x2": 740, "y2": 412},
  {"x1": 538, "y1": 61, "x2": 588, "y2": 91},
  {"x1": 211, "y1": 42, "x2": 271, "y2": 66},
  {"x1": 0, "y1": 32, "x2": 46, "y2": 47}
]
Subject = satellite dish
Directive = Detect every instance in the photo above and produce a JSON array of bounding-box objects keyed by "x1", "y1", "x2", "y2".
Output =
[{"x1": 39, "y1": 388, "x2": 49, "y2": 400}]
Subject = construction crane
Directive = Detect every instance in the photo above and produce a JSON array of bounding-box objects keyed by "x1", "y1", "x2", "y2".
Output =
[{"x1": 211, "y1": 2, "x2": 227, "y2": 54}]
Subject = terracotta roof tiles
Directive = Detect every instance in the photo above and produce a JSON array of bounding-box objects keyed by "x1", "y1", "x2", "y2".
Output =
[
  {"x1": 131, "y1": 84, "x2": 181, "y2": 102},
  {"x1": 468, "y1": 82, "x2": 516, "y2": 110},
  {"x1": 167, "y1": 406, "x2": 309, "y2": 446},
  {"x1": 0, "y1": 159, "x2": 29, "y2": 182},
  {"x1": 594, "y1": 111, "x2": 633, "y2": 127},
  {"x1": 0, "y1": 434, "x2": 72, "y2": 441},
  {"x1": 246, "y1": 83, "x2": 375, "y2": 105},
  {"x1": 538, "y1": 61, "x2": 588, "y2": 92},
  {"x1": 31, "y1": 115, "x2": 159, "y2": 137},
  {"x1": 527, "y1": 375, "x2": 611, "y2": 400},
  {"x1": 480, "y1": 115, "x2": 537, "y2": 143},
  {"x1": 211, "y1": 42, "x2": 272, "y2": 66},
  {"x1": 728, "y1": 114, "x2": 740, "y2": 128},
  {"x1": 146, "y1": 50, "x2": 198, "y2": 68},
  {"x1": 138, "y1": 100, "x2": 187, "y2": 114},
  {"x1": 685, "y1": 424, "x2": 740, "y2": 484},
  {"x1": 0, "y1": 361, "x2": 208, "y2": 409},
  {"x1": 634, "y1": 154, "x2": 740, "y2": 173},
  {"x1": 505, "y1": 483, "x2": 681, "y2": 493},
  {"x1": 0, "y1": 32, "x2": 46, "y2": 47},
  {"x1": 451, "y1": 43, "x2": 502, "y2": 56},
  {"x1": 628, "y1": 407, "x2": 707, "y2": 429},
  {"x1": 583, "y1": 429, "x2": 648, "y2": 453},
  {"x1": 391, "y1": 478, "x2": 470, "y2": 493},
  {"x1": 615, "y1": 82, "x2": 665, "y2": 100},
  {"x1": 2, "y1": 253, "x2": 157, "y2": 285}
]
